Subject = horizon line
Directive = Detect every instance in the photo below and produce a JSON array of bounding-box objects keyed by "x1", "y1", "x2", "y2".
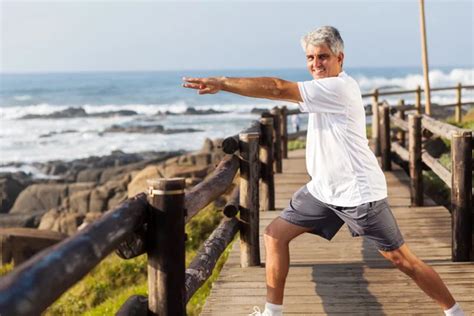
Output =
[{"x1": 1, "y1": 64, "x2": 473, "y2": 75}]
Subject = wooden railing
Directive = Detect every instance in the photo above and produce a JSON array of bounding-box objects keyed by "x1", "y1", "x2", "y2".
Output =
[
  {"x1": 0, "y1": 83, "x2": 472, "y2": 314},
  {"x1": 363, "y1": 84, "x2": 473, "y2": 156},
  {"x1": 0, "y1": 108, "x2": 287, "y2": 315},
  {"x1": 377, "y1": 101, "x2": 472, "y2": 262}
]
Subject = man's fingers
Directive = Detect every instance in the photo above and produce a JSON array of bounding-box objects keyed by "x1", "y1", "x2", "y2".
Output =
[
  {"x1": 182, "y1": 82, "x2": 202, "y2": 89},
  {"x1": 198, "y1": 87, "x2": 213, "y2": 95},
  {"x1": 182, "y1": 77, "x2": 203, "y2": 84}
]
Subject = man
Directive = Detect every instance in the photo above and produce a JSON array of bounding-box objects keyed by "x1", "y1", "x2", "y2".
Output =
[{"x1": 183, "y1": 26, "x2": 464, "y2": 316}]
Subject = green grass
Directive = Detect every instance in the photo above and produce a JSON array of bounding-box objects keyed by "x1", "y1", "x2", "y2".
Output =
[
  {"x1": 288, "y1": 139, "x2": 306, "y2": 151},
  {"x1": 38, "y1": 202, "x2": 225, "y2": 315}
]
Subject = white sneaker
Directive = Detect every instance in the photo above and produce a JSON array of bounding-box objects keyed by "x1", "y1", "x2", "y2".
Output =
[{"x1": 248, "y1": 306, "x2": 271, "y2": 316}]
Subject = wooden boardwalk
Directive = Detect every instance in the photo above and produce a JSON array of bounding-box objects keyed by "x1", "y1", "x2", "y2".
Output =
[{"x1": 201, "y1": 149, "x2": 473, "y2": 315}]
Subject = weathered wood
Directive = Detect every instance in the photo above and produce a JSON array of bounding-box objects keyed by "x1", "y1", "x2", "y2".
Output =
[
  {"x1": 259, "y1": 116, "x2": 275, "y2": 211},
  {"x1": 223, "y1": 186, "x2": 240, "y2": 218},
  {"x1": 185, "y1": 217, "x2": 240, "y2": 302},
  {"x1": 451, "y1": 131, "x2": 472, "y2": 262},
  {"x1": 371, "y1": 89, "x2": 381, "y2": 156},
  {"x1": 409, "y1": 114, "x2": 423, "y2": 206},
  {"x1": 455, "y1": 83, "x2": 462, "y2": 123},
  {"x1": 281, "y1": 106, "x2": 288, "y2": 159},
  {"x1": 419, "y1": 0, "x2": 432, "y2": 115},
  {"x1": 222, "y1": 121, "x2": 260, "y2": 154},
  {"x1": 416, "y1": 85, "x2": 422, "y2": 114},
  {"x1": 271, "y1": 107, "x2": 283, "y2": 173},
  {"x1": 421, "y1": 152, "x2": 451, "y2": 188},
  {"x1": 147, "y1": 178, "x2": 186, "y2": 315},
  {"x1": 380, "y1": 105, "x2": 392, "y2": 171},
  {"x1": 390, "y1": 115, "x2": 409, "y2": 132},
  {"x1": 396, "y1": 100, "x2": 406, "y2": 147},
  {"x1": 421, "y1": 115, "x2": 466, "y2": 140},
  {"x1": 391, "y1": 142, "x2": 409, "y2": 162},
  {"x1": 116, "y1": 295, "x2": 148, "y2": 316},
  {"x1": 0, "y1": 193, "x2": 148, "y2": 315},
  {"x1": 360, "y1": 84, "x2": 474, "y2": 98},
  {"x1": 239, "y1": 132, "x2": 260, "y2": 267},
  {"x1": 0, "y1": 228, "x2": 67, "y2": 265},
  {"x1": 186, "y1": 155, "x2": 240, "y2": 222}
]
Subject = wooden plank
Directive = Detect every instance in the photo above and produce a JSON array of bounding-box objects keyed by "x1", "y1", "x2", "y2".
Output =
[{"x1": 200, "y1": 149, "x2": 474, "y2": 316}]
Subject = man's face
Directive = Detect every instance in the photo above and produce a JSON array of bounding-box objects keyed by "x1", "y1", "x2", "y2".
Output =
[{"x1": 305, "y1": 43, "x2": 344, "y2": 79}]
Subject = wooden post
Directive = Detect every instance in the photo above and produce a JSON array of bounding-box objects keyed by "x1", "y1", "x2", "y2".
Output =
[
  {"x1": 271, "y1": 107, "x2": 283, "y2": 173},
  {"x1": 371, "y1": 89, "x2": 381, "y2": 156},
  {"x1": 260, "y1": 117, "x2": 275, "y2": 211},
  {"x1": 280, "y1": 106, "x2": 288, "y2": 159},
  {"x1": 239, "y1": 132, "x2": 261, "y2": 267},
  {"x1": 419, "y1": 0, "x2": 432, "y2": 115},
  {"x1": 408, "y1": 115, "x2": 423, "y2": 206},
  {"x1": 455, "y1": 83, "x2": 462, "y2": 123},
  {"x1": 397, "y1": 99, "x2": 406, "y2": 147},
  {"x1": 416, "y1": 85, "x2": 422, "y2": 115},
  {"x1": 451, "y1": 131, "x2": 472, "y2": 262},
  {"x1": 380, "y1": 105, "x2": 392, "y2": 171},
  {"x1": 146, "y1": 178, "x2": 186, "y2": 315}
]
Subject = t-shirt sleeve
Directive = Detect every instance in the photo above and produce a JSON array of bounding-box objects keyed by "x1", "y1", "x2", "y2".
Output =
[{"x1": 297, "y1": 78, "x2": 347, "y2": 114}]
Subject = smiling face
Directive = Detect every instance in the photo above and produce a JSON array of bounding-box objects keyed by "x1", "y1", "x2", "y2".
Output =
[{"x1": 305, "y1": 43, "x2": 344, "y2": 79}]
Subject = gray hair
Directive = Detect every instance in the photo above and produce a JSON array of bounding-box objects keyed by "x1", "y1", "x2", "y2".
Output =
[{"x1": 300, "y1": 26, "x2": 344, "y2": 55}]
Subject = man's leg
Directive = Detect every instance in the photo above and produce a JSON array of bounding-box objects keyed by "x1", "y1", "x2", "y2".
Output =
[
  {"x1": 263, "y1": 217, "x2": 312, "y2": 305},
  {"x1": 379, "y1": 243, "x2": 456, "y2": 310}
]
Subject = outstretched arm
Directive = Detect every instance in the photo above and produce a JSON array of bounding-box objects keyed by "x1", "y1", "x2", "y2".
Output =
[{"x1": 182, "y1": 76, "x2": 303, "y2": 103}]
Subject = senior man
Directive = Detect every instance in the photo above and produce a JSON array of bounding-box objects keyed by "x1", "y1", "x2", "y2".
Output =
[{"x1": 182, "y1": 26, "x2": 463, "y2": 316}]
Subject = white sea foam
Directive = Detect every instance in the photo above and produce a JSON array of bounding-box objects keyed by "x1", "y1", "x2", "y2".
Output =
[{"x1": 356, "y1": 68, "x2": 474, "y2": 92}]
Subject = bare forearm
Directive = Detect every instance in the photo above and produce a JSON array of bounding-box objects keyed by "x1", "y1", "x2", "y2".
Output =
[{"x1": 220, "y1": 77, "x2": 293, "y2": 101}]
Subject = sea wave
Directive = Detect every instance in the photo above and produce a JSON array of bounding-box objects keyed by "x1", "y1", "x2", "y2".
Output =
[
  {"x1": 356, "y1": 68, "x2": 474, "y2": 93},
  {"x1": 0, "y1": 101, "x2": 285, "y2": 120}
]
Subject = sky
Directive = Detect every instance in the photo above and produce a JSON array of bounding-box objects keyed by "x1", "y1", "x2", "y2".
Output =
[{"x1": 1, "y1": 0, "x2": 473, "y2": 73}]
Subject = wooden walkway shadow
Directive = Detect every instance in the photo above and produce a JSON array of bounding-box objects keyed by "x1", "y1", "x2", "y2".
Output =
[{"x1": 201, "y1": 149, "x2": 473, "y2": 315}]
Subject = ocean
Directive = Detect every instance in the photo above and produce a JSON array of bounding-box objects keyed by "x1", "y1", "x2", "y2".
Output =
[{"x1": 0, "y1": 67, "x2": 473, "y2": 176}]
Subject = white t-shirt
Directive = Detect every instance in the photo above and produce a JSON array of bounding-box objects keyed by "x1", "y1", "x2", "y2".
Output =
[{"x1": 297, "y1": 71, "x2": 387, "y2": 207}]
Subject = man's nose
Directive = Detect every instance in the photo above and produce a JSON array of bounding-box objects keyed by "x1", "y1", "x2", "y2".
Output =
[{"x1": 313, "y1": 59, "x2": 321, "y2": 68}]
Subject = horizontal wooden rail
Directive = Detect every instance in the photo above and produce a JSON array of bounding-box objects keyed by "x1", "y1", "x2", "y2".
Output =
[
  {"x1": 184, "y1": 216, "x2": 240, "y2": 302},
  {"x1": 185, "y1": 155, "x2": 239, "y2": 222},
  {"x1": 391, "y1": 142, "x2": 409, "y2": 162},
  {"x1": 421, "y1": 151, "x2": 451, "y2": 188},
  {"x1": 0, "y1": 194, "x2": 148, "y2": 316},
  {"x1": 361, "y1": 84, "x2": 474, "y2": 98},
  {"x1": 421, "y1": 115, "x2": 466, "y2": 139},
  {"x1": 390, "y1": 115, "x2": 409, "y2": 131}
]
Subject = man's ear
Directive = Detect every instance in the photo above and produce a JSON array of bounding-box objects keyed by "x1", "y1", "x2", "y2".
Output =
[{"x1": 338, "y1": 52, "x2": 345, "y2": 66}]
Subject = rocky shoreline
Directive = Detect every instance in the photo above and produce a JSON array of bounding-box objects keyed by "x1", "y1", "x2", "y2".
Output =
[{"x1": 0, "y1": 138, "x2": 226, "y2": 235}]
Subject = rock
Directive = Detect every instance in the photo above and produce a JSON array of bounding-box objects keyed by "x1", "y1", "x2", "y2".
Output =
[
  {"x1": 10, "y1": 183, "x2": 68, "y2": 213},
  {"x1": 127, "y1": 165, "x2": 165, "y2": 197},
  {"x1": 156, "y1": 107, "x2": 228, "y2": 116},
  {"x1": 251, "y1": 107, "x2": 267, "y2": 114},
  {"x1": 104, "y1": 124, "x2": 202, "y2": 134},
  {"x1": 38, "y1": 209, "x2": 60, "y2": 231},
  {"x1": 0, "y1": 211, "x2": 46, "y2": 228},
  {"x1": 77, "y1": 212, "x2": 102, "y2": 231},
  {"x1": 67, "y1": 190, "x2": 91, "y2": 214},
  {"x1": 20, "y1": 107, "x2": 138, "y2": 120},
  {"x1": 0, "y1": 175, "x2": 27, "y2": 213}
]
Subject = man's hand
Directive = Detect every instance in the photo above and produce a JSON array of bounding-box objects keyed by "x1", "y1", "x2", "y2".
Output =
[{"x1": 182, "y1": 77, "x2": 223, "y2": 95}]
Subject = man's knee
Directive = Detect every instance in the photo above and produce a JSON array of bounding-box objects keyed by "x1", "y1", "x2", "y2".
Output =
[{"x1": 381, "y1": 245, "x2": 422, "y2": 276}]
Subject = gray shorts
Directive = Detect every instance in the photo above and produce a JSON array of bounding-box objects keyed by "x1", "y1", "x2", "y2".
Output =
[{"x1": 280, "y1": 186, "x2": 405, "y2": 252}]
